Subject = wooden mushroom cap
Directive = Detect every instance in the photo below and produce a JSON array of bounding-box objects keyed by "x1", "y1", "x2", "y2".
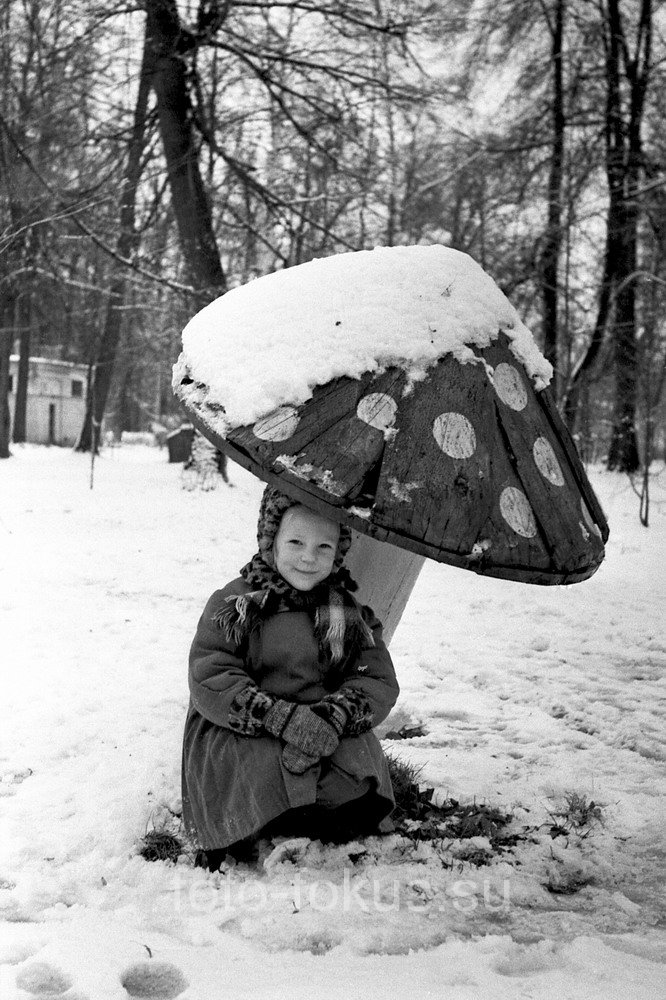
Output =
[{"x1": 176, "y1": 329, "x2": 608, "y2": 586}]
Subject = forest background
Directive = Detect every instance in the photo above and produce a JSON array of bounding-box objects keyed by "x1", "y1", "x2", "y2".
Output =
[{"x1": 1, "y1": 0, "x2": 664, "y2": 482}]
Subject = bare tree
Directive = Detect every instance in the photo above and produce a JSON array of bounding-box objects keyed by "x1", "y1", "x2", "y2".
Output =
[
  {"x1": 77, "y1": 27, "x2": 155, "y2": 453},
  {"x1": 562, "y1": 0, "x2": 654, "y2": 473},
  {"x1": 0, "y1": 0, "x2": 117, "y2": 457},
  {"x1": 538, "y1": 0, "x2": 566, "y2": 390},
  {"x1": 604, "y1": 0, "x2": 652, "y2": 472},
  {"x1": 143, "y1": 0, "x2": 227, "y2": 297},
  {"x1": 142, "y1": 0, "x2": 434, "y2": 277}
]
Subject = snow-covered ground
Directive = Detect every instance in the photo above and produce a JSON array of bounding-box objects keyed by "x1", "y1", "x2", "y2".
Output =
[{"x1": 1, "y1": 443, "x2": 665, "y2": 1000}]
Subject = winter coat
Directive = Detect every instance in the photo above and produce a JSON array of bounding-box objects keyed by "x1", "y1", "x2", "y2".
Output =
[{"x1": 182, "y1": 577, "x2": 399, "y2": 850}]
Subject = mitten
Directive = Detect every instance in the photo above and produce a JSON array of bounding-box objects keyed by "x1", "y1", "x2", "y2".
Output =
[
  {"x1": 263, "y1": 702, "x2": 339, "y2": 758},
  {"x1": 310, "y1": 699, "x2": 348, "y2": 737},
  {"x1": 281, "y1": 744, "x2": 320, "y2": 774},
  {"x1": 316, "y1": 690, "x2": 374, "y2": 736}
]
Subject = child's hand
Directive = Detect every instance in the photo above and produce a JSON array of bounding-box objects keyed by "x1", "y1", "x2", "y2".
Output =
[
  {"x1": 281, "y1": 744, "x2": 320, "y2": 774},
  {"x1": 264, "y1": 702, "x2": 339, "y2": 758}
]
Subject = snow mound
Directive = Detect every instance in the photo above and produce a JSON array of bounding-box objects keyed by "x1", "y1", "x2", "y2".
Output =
[{"x1": 175, "y1": 245, "x2": 551, "y2": 431}]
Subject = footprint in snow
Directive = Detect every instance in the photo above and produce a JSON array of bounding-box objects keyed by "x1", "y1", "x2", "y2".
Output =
[
  {"x1": 1, "y1": 767, "x2": 33, "y2": 784},
  {"x1": 121, "y1": 961, "x2": 189, "y2": 999},
  {"x1": 0, "y1": 767, "x2": 33, "y2": 797},
  {"x1": 15, "y1": 961, "x2": 75, "y2": 995},
  {"x1": 493, "y1": 941, "x2": 563, "y2": 977}
]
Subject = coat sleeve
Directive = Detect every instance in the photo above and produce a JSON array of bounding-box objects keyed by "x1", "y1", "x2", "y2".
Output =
[
  {"x1": 188, "y1": 586, "x2": 275, "y2": 735},
  {"x1": 319, "y1": 608, "x2": 399, "y2": 735}
]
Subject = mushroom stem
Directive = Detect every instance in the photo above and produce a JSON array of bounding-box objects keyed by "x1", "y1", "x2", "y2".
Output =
[{"x1": 346, "y1": 532, "x2": 425, "y2": 645}]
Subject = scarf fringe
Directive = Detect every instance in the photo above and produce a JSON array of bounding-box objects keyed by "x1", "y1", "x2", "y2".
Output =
[
  {"x1": 323, "y1": 591, "x2": 345, "y2": 663},
  {"x1": 314, "y1": 593, "x2": 375, "y2": 664},
  {"x1": 212, "y1": 594, "x2": 265, "y2": 647},
  {"x1": 214, "y1": 573, "x2": 375, "y2": 664}
]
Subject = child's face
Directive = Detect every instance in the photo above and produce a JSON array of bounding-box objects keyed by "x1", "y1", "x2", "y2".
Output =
[{"x1": 273, "y1": 506, "x2": 340, "y2": 590}]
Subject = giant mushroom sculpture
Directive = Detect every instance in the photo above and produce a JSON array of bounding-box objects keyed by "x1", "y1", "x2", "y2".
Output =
[{"x1": 173, "y1": 245, "x2": 608, "y2": 642}]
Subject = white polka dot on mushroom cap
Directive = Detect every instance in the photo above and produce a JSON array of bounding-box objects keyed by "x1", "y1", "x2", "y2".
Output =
[
  {"x1": 533, "y1": 436, "x2": 565, "y2": 486},
  {"x1": 356, "y1": 392, "x2": 398, "y2": 431},
  {"x1": 432, "y1": 412, "x2": 476, "y2": 459},
  {"x1": 253, "y1": 405, "x2": 300, "y2": 441},
  {"x1": 493, "y1": 362, "x2": 528, "y2": 410},
  {"x1": 499, "y1": 486, "x2": 537, "y2": 537}
]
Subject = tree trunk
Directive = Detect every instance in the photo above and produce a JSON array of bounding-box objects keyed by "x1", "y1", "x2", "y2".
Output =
[
  {"x1": 539, "y1": 0, "x2": 565, "y2": 391},
  {"x1": 565, "y1": 0, "x2": 651, "y2": 473},
  {"x1": 144, "y1": 0, "x2": 226, "y2": 298},
  {"x1": 607, "y1": 203, "x2": 640, "y2": 472},
  {"x1": 77, "y1": 23, "x2": 153, "y2": 453},
  {"x1": 78, "y1": 0, "x2": 231, "y2": 454},
  {"x1": 604, "y1": 0, "x2": 650, "y2": 473},
  {"x1": 76, "y1": 272, "x2": 129, "y2": 452},
  {"x1": 563, "y1": 224, "x2": 614, "y2": 430},
  {"x1": 118, "y1": 360, "x2": 135, "y2": 435},
  {"x1": 0, "y1": 301, "x2": 13, "y2": 458},
  {"x1": 12, "y1": 293, "x2": 32, "y2": 443}
]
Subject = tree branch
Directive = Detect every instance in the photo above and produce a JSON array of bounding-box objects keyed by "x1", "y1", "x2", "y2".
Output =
[
  {"x1": 0, "y1": 110, "x2": 196, "y2": 298},
  {"x1": 225, "y1": 1, "x2": 412, "y2": 37},
  {"x1": 192, "y1": 113, "x2": 361, "y2": 251}
]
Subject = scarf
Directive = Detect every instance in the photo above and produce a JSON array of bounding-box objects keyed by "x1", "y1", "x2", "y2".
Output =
[{"x1": 213, "y1": 486, "x2": 375, "y2": 664}]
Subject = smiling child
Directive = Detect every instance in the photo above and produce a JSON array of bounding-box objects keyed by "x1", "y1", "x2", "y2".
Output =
[{"x1": 181, "y1": 485, "x2": 399, "y2": 867}]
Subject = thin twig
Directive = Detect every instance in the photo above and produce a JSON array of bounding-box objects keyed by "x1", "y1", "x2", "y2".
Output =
[{"x1": 0, "y1": 111, "x2": 196, "y2": 299}]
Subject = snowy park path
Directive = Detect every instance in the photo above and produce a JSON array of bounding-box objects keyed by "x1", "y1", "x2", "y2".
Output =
[{"x1": 1, "y1": 445, "x2": 665, "y2": 999}]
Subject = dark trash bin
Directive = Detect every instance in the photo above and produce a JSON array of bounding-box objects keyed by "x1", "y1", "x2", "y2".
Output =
[{"x1": 166, "y1": 423, "x2": 195, "y2": 463}]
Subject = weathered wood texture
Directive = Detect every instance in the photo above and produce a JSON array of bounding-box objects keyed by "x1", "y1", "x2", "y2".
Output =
[{"x1": 176, "y1": 331, "x2": 608, "y2": 585}]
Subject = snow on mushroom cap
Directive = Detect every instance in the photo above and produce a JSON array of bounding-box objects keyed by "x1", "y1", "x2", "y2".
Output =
[{"x1": 175, "y1": 244, "x2": 552, "y2": 431}]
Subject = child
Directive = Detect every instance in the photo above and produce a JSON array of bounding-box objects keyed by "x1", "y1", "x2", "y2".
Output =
[{"x1": 182, "y1": 485, "x2": 399, "y2": 867}]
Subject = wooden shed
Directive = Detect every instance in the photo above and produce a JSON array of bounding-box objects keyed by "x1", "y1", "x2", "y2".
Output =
[{"x1": 8, "y1": 356, "x2": 89, "y2": 447}]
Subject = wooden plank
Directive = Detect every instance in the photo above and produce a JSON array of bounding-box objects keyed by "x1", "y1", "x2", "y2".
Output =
[
  {"x1": 282, "y1": 367, "x2": 406, "y2": 500},
  {"x1": 285, "y1": 418, "x2": 385, "y2": 499},
  {"x1": 372, "y1": 355, "x2": 489, "y2": 548},
  {"x1": 372, "y1": 354, "x2": 552, "y2": 571},
  {"x1": 537, "y1": 387, "x2": 609, "y2": 542},
  {"x1": 227, "y1": 374, "x2": 367, "y2": 465},
  {"x1": 477, "y1": 336, "x2": 604, "y2": 574},
  {"x1": 224, "y1": 368, "x2": 407, "y2": 502}
]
